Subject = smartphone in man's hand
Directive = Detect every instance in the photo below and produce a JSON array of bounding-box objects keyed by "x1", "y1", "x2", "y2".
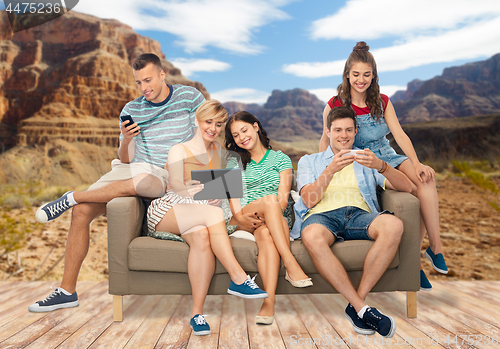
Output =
[{"x1": 120, "y1": 115, "x2": 139, "y2": 133}]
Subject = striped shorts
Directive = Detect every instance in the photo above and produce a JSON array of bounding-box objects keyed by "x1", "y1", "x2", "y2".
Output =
[{"x1": 146, "y1": 189, "x2": 209, "y2": 234}]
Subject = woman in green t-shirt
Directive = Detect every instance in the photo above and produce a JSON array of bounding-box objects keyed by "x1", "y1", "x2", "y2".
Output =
[{"x1": 225, "y1": 111, "x2": 312, "y2": 325}]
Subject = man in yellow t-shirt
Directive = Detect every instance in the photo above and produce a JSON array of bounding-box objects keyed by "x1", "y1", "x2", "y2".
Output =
[{"x1": 293, "y1": 107, "x2": 413, "y2": 338}]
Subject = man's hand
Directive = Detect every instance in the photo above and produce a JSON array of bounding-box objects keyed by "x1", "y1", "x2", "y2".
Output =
[
  {"x1": 414, "y1": 162, "x2": 435, "y2": 183},
  {"x1": 120, "y1": 120, "x2": 140, "y2": 142},
  {"x1": 352, "y1": 148, "x2": 383, "y2": 170},
  {"x1": 234, "y1": 211, "x2": 264, "y2": 231},
  {"x1": 328, "y1": 149, "x2": 355, "y2": 173}
]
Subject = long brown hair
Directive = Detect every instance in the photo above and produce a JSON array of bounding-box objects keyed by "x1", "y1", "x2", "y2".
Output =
[
  {"x1": 335, "y1": 41, "x2": 385, "y2": 121},
  {"x1": 224, "y1": 111, "x2": 271, "y2": 170}
]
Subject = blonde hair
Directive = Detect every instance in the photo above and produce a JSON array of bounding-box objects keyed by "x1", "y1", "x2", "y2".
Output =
[{"x1": 195, "y1": 99, "x2": 228, "y2": 123}]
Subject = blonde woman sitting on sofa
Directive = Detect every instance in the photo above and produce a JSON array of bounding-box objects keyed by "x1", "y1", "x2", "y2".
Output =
[{"x1": 146, "y1": 100, "x2": 267, "y2": 336}]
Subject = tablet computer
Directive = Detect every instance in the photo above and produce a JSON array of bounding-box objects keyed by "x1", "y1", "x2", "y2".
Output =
[{"x1": 191, "y1": 168, "x2": 243, "y2": 200}]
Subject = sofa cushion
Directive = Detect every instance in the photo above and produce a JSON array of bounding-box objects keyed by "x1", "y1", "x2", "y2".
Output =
[
  {"x1": 128, "y1": 236, "x2": 260, "y2": 274},
  {"x1": 290, "y1": 240, "x2": 400, "y2": 273},
  {"x1": 128, "y1": 236, "x2": 399, "y2": 275}
]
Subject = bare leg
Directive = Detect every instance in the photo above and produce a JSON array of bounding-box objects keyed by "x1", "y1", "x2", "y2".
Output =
[
  {"x1": 356, "y1": 214, "x2": 403, "y2": 300},
  {"x1": 398, "y1": 160, "x2": 442, "y2": 254},
  {"x1": 155, "y1": 204, "x2": 247, "y2": 284},
  {"x1": 254, "y1": 226, "x2": 280, "y2": 317},
  {"x1": 182, "y1": 228, "x2": 216, "y2": 317},
  {"x1": 302, "y1": 225, "x2": 366, "y2": 312},
  {"x1": 73, "y1": 174, "x2": 164, "y2": 204},
  {"x1": 60, "y1": 203, "x2": 106, "y2": 293},
  {"x1": 240, "y1": 195, "x2": 309, "y2": 281}
]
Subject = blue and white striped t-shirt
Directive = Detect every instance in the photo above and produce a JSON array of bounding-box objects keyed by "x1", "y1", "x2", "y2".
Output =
[{"x1": 119, "y1": 84, "x2": 205, "y2": 169}]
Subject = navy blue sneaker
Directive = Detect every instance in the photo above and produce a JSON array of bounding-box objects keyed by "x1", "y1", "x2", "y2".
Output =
[
  {"x1": 227, "y1": 275, "x2": 268, "y2": 299},
  {"x1": 362, "y1": 307, "x2": 396, "y2": 338},
  {"x1": 425, "y1": 247, "x2": 448, "y2": 274},
  {"x1": 344, "y1": 304, "x2": 375, "y2": 335},
  {"x1": 36, "y1": 191, "x2": 75, "y2": 223},
  {"x1": 190, "y1": 314, "x2": 211, "y2": 336},
  {"x1": 420, "y1": 270, "x2": 432, "y2": 291},
  {"x1": 28, "y1": 287, "x2": 79, "y2": 312}
]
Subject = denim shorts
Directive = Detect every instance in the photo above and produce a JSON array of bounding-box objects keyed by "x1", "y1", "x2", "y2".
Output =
[{"x1": 301, "y1": 206, "x2": 393, "y2": 243}]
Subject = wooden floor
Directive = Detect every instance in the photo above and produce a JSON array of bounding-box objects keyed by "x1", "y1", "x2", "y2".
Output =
[{"x1": 0, "y1": 281, "x2": 499, "y2": 349}]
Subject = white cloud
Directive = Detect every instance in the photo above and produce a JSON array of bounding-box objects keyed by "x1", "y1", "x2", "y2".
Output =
[
  {"x1": 169, "y1": 58, "x2": 231, "y2": 77},
  {"x1": 74, "y1": 0, "x2": 291, "y2": 55},
  {"x1": 308, "y1": 88, "x2": 336, "y2": 103},
  {"x1": 380, "y1": 85, "x2": 407, "y2": 98},
  {"x1": 311, "y1": 0, "x2": 500, "y2": 40},
  {"x1": 284, "y1": 13, "x2": 500, "y2": 78},
  {"x1": 284, "y1": 0, "x2": 500, "y2": 78},
  {"x1": 211, "y1": 88, "x2": 270, "y2": 104}
]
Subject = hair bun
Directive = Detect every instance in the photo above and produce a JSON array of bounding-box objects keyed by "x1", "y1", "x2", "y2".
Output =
[{"x1": 353, "y1": 41, "x2": 369, "y2": 52}]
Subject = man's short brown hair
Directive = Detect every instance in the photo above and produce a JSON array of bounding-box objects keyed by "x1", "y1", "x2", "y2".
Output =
[
  {"x1": 326, "y1": 106, "x2": 357, "y2": 130},
  {"x1": 131, "y1": 53, "x2": 163, "y2": 71}
]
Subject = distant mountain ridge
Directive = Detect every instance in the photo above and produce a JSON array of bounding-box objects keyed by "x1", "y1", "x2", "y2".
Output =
[
  {"x1": 224, "y1": 88, "x2": 324, "y2": 141},
  {"x1": 393, "y1": 53, "x2": 500, "y2": 123}
]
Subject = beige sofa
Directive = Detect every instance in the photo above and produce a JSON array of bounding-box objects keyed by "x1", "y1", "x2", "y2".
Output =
[{"x1": 107, "y1": 189, "x2": 421, "y2": 321}]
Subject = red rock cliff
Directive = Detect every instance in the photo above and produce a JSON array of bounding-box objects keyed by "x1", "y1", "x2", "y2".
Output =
[{"x1": 0, "y1": 10, "x2": 209, "y2": 149}]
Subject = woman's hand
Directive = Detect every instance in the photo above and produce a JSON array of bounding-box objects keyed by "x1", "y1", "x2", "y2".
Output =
[
  {"x1": 234, "y1": 211, "x2": 264, "y2": 231},
  {"x1": 414, "y1": 162, "x2": 435, "y2": 183},
  {"x1": 185, "y1": 180, "x2": 204, "y2": 198},
  {"x1": 207, "y1": 199, "x2": 222, "y2": 207}
]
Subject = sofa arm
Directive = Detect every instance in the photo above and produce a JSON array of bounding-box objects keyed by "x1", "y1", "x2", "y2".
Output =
[
  {"x1": 107, "y1": 196, "x2": 145, "y2": 295},
  {"x1": 380, "y1": 190, "x2": 420, "y2": 291}
]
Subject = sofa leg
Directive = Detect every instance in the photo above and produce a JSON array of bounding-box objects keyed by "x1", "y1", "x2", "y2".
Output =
[
  {"x1": 113, "y1": 295, "x2": 123, "y2": 322},
  {"x1": 406, "y1": 291, "x2": 417, "y2": 318}
]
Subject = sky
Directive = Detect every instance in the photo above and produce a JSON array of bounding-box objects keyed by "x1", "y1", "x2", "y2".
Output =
[{"x1": 4, "y1": 0, "x2": 500, "y2": 104}]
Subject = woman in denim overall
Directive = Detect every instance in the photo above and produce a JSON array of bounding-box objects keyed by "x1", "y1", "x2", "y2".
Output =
[{"x1": 319, "y1": 41, "x2": 448, "y2": 291}]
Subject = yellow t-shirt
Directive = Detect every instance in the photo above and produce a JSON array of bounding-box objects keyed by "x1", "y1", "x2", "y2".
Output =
[{"x1": 305, "y1": 164, "x2": 377, "y2": 220}]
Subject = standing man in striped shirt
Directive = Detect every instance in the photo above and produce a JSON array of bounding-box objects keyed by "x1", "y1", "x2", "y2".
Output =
[{"x1": 30, "y1": 53, "x2": 205, "y2": 312}]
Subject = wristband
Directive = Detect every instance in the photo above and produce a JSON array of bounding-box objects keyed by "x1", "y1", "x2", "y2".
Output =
[{"x1": 378, "y1": 161, "x2": 389, "y2": 174}]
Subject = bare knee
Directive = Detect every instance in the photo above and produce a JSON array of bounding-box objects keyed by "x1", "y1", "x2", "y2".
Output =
[
  {"x1": 187, "y1": 228, "x2": 211, "y2": 252},
  {"x1": 301, "y1": 225, "x2": 332, "y2": 253},
  {"x1": 134, "y1": 174, "x2": 165, "y2": 198},
  {"x1": 71, "y1": 203, "x2": 104, "y2": 223},
  {"x1": 370, "y1": 215, "x2": 403, "y2": 242},
  {"x1": 254, "y1": 227, "x2": 273, "y2": 245}
]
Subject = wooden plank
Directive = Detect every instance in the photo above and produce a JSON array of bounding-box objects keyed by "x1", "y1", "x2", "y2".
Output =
[
  {"x1": 187, "y1": 295, "x2": 223, "y2": 349},
  {"x1": 154, "y1": 295, "x2": 193, "y2": 349},
  {"x1": 274, "y1": 295, "x2": 316, "y2": 349},
  {"x1": 89, "y1": 295, "x2": 163, "y2": 349},
  {"x1": 372, "y1": 292, "x2": 474, "y2": 349},
  {"x1": 0, "y1": 282, "x2": 62, "y2": 317},
  {"x1": 56, "y1": 295, "x2": 139, "y2": 349},
  {"x1": 433, "y1": 282, "x2": 500, "y2": 329},
  {"x1": 0, "y1": 282, "x2": 52, "y2": 310},
  {"x1": 245, "y1": 298, "x2": 286, "y2": 349},
  {"x1": 18, "y1": 282, "x2": 111, "y2": 349},
  {"x1": 417, "y1": 286, "x2": 500, "y2": 347},
  {"x1": 444, "y1": 281, "x2": 500, "y2": 307},
  {"x1": 0, "y1": 282, "x2": 96, "y2": 344},
  {"x1": 288, "y1": 294, "x2": 348, "y2": 349},
  {"x1": 218, "y1": 296, "x2": 249, "y2": 349},
  {"x1": 122, "y1": 295, "x2": 182, "y2": 349}
]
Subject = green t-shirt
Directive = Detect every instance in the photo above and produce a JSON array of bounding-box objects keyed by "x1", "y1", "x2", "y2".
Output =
[{"x1": 227, "y1": 149, "x2": 292, "y2": 207}]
